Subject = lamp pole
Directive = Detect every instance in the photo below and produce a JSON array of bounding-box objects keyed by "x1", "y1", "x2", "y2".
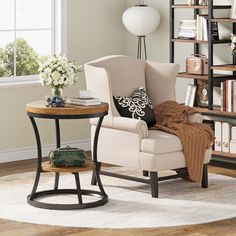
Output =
[{"x1": 137, "y1": 36, "x2": 147, "y2": 60}]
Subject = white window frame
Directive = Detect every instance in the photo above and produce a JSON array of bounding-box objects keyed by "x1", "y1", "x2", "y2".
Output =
[{"x1": 0, "y1": 0, "x2": 67, "y2": 88}]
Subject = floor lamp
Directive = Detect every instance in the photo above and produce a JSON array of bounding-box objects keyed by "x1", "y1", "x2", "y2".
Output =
[{"x1": 122, "y1": 2, "x2": 161, "y2": 60}]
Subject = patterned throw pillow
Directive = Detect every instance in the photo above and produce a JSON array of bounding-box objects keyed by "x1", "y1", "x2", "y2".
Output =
[{"x1": 113, "y1": 87, "x2": 156, "y2": 127}]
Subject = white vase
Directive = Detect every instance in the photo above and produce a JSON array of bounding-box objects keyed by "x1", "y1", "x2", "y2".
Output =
[{"x1": 231, "y1": 0, "x2": 236, "y2": 19}]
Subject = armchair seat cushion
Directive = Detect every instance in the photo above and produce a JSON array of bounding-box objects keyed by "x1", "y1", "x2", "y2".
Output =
[{"x1": 141, "y1": 130, "x2": 182, "y2": 155}]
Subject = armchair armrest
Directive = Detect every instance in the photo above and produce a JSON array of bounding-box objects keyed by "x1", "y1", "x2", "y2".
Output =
[
  {"x1": 90, "y1": 116, "x2": 148, "y2": 139},
  {"x1": 188, "y1": 113, "x2": 203, "y2": 123}
]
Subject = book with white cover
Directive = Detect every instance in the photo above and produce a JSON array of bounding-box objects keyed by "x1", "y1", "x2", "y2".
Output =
[
  {"x1": 185, "y1": 84, "x2": 192, "y2": 106},
  {"x1": 185, "y1": 84, "x2": 196, "y2": 107},
  {"x1": 66, "y1": 100, "x2": 101, "y2": 106},
  {"x1": 202, "y1": 16, "x2": 208, "y2": 41},
  {"x1": 231, "y1": 126, "x2": 236, "y2": 140},
  {"x1": 189, "y1": 85, "x2": 196, "y2": 107},
  {"x1": 220, "y1": 82, "x2": 224, "y2": 112},
  {"x1": 66, "y1": 97, "x2": 101, "y2": 106},
  {"x1": 222, "y1": 122, "x2": 230, "y2": 153},
  {"x1": 231, "y1": 0, "x2": 236, "y2": 19},
  {"x1": 196, "y1": 15, "x2": 202, "y2": 40},
  {"x1": 228, "y1": 80, "x2": 233, "y2": 112},
  {"x1": 230, "y1": 140, "x2": 236, "y2": 154},
  {"x1": 214, "y1": 121, "x2": 222, "y2": 152}
]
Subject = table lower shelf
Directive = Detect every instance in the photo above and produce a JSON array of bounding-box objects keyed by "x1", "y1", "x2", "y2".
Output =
[
  {"x1": 41, "y1": 161, "x2": 94, "y2": 173},
  {"x1": 29, "y1": 161, "x2": 108, "y2": 210}
]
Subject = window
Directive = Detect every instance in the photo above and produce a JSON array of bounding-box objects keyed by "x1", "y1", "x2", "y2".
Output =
[{"x1": 0, "y1": 0, "x2": 65, "y2": 85}]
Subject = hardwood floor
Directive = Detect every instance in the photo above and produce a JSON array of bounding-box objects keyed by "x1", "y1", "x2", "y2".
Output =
[{"x1": 0, "y1": 158, "x2": 235, "y2": 236}]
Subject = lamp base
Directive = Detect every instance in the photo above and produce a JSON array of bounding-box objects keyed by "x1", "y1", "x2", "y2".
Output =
[{"x1": 137, "y1": 36, "x2": 147, "y2": 60}]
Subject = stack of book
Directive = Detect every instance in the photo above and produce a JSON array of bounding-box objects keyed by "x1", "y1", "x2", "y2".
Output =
[
  {"x1": 196, "y1": 15, "x2": 219, "y2": 41},
  {"x1": 220, "y1": 80, "x2": 236, "y2": 112},
  {"x1": 177, "y1": 20, "x2": 196, "y2": 39},
  {"x1": 66, "y1": 97, "x2": 101, "y2": 106}
]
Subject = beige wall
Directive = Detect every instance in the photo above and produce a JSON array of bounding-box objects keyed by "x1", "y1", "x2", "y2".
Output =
[{"x1": 0, "y1": 0, "x2": 127, "y2": 155}]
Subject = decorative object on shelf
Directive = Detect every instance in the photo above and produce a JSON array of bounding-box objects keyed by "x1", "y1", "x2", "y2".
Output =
[
  {"x1": 39, "y1": 55, "x2": 82, "y2": 107},
  {"x1": 122, "y1": 0, "x2": 160, "y2": 59},
  {"x1": 229, "y1": 33, "x2": 236, "y2": 55},
  {"x1": 187, "y1": 0, "x2": 192, "y2": 5},
  {"x1": 186, "y1": 54, "x2": 208, "y2": 75},
  {"x1": 231, "y1": 0, "x2": 236, "y2": 19},
  {"x1": 49, "y1": 146, "x2": 87, "y2": 167},
  {"x1": 197, "y1": 80, "x2": 208, "y2": 107},
  {"x1": 188, "y1": 0, "x2": 207, "y2": 5},
  {"x1": 199, "y1": 0, "x2": 208, "y2": 6},
  {"x1": 45, "y1": 96, "x2": 66, "y2": 107}
]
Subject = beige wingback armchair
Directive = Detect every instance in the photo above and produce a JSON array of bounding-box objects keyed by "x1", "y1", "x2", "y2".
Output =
[{"x1": 84, "y1": 55, "x2": 212, "y2": 198}]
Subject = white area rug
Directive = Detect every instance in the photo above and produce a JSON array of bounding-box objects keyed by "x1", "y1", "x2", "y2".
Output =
[{"x1": 0, "y1": 167, "x2": 236, "y2": 229}]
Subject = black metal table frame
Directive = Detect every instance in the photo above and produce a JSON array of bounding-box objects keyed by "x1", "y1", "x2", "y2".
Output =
[{"x1": 27, "y1": 111, "x2": 108, "y2": 210}]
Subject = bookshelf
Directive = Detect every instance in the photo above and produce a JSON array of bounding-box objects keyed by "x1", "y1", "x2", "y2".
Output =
[{"x1": 170, "y1": 0, "x2": 236, "y2": 165}]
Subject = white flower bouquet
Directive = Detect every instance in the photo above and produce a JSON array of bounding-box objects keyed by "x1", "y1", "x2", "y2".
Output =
[
  {"x1": 229, "y1": 33, "x2": 236, "y2": 55},
  {"x1": 39, "y1": 55, "x2": 81, "y2": 95}
]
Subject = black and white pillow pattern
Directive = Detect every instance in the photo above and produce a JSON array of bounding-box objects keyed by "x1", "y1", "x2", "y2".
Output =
[{"x1": 113, "y1": 87, "x2": 156, "y2": 127}]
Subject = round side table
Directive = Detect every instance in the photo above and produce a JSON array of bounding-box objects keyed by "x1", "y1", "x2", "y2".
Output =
[{"x1": 26, "y1": 101, "x2": 109, "y2": 210}]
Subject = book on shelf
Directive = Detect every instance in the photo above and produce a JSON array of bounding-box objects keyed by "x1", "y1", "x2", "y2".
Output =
[
  {"x1": 177, "y1": 20, "x2": 196, "y2": 39},
  {"x1": 222, "y1": 122, "x2": 230, "y2": 153},
  {"x1": 185, "y1": 84, "x2": 196, "y2": 107},
  {"x1": 66, "y1": 97, "x2": 101, "y2": 106},
  {"x1": 196, "y1": 14, "x2": 219, "y2": 41},
  {"x1": 231, "y1": 126, "x2": 236, "y2": 140},
  {"x1": 220, "y1": 80, "x2": 236, "y2": 113},
  {"x1": 214, "y1": 121, "x2": 222, "y2": 152},
  {"x1": 229, "y1": 126, "x2": 236, "y2": 154}
]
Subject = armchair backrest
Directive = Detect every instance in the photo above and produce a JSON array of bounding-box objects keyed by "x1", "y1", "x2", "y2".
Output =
[
  {"x1": 84, "y1": 55, "x2": 179, "y2": 116},
  {"x1": 85, "y1": 55, "x2": 146, "y2": 96},
  {"x1": 145, "y1": 61, "x2": 180, "y2": 107}
]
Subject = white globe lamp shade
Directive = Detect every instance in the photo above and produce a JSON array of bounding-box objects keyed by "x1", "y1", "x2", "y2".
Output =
[{"x1": 122, "y1": 5, "x2": 161, "y2": 36}]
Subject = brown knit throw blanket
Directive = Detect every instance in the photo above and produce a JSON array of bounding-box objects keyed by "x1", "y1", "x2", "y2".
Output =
[{"x1": 153, "y1": 101, "x2": 214, "y2": 182}]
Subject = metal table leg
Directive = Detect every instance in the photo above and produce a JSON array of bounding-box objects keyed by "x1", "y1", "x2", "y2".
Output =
[
  {"x1": 28, "y1": 116, "x2": 42, "y2": 200},
  {"x1": 93, "y1": 116, "x2": 108, "y2": 197},
  {"x1": 54, "y1": 119, "x2": 60, "y2": 190},
  {"x1": 73, "y1": 172, "x2": 83, "y2": 204}
]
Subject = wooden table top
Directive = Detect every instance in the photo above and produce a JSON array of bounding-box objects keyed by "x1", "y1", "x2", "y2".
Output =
[{"x1": 26, "y1": 100, "x2": 109, "y2": 116}]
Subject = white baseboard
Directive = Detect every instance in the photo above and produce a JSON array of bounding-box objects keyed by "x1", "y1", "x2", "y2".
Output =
[{"x1": 0, "y1": 139, "x2": 91, "y2": 163}]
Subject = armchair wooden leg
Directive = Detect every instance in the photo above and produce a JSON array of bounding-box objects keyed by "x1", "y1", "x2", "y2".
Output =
[
  {"x1": 150, "y1": 172, "x2": 159, "y2": 198},
  {"x1": 201, "y1": 164, "x2": 208, "y2": 188},
  {"x1": 143, "y1": 170, "x2": 149, "y2": 177},
  {"x1": 91, "y1": 162, "x2": 101, "y2": 186}
]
